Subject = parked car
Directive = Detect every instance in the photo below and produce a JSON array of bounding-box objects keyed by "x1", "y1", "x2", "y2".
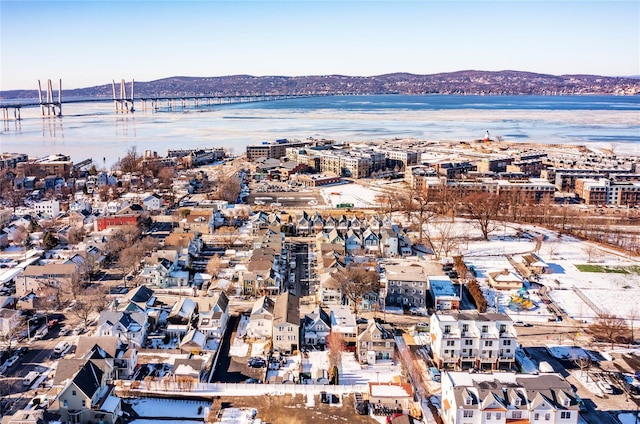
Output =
[
  {"x1": 247, "y1": 357, "x2": 266, "y2": 368},
  {"x1": 59, "y1": 327, "x2": 70, "y2": 336},
  {"x1": 72, "y1": 326, "x2": 85, "y2": 336},
  {"x1": 514, "y1": 321, "x2": 533, "y2": 327},
  {"x1": 16, "y1": 346, "x2": 29, "y2": 357},
  {"x1": 5, "y1": 355, "x2": 19, "y2": 368},
  {"x1": 597, "y1": 380, "x2": 614, "y2": 395}
]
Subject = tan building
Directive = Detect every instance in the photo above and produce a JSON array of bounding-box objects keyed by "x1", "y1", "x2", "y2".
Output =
[
  {"x1": 272, "y1": 291, "x2": 300, "y2": 354},
  {"x1": 357, "y1": 319, "x2": 395, "y2": 364},
  {"x1": 487, "y1": 269, "x2": 524, "y2": 291}
]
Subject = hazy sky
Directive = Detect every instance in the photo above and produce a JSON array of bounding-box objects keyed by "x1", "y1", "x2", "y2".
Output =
[{"x1": 1, "y1": 1, "x2": 638, "y2": 90}]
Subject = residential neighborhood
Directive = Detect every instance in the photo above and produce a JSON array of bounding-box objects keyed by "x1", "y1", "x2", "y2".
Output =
[{"x1": 0, "y1": 140, "x2": 638, "y2": 424}]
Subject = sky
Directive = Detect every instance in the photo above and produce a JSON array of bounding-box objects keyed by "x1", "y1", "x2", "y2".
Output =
[{"x1": 1, "y1": 1, "x2": 639, "y2": 90}]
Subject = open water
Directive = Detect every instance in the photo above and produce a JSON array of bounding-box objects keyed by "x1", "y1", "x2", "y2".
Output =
[{"x1": 0, "y1": 95, "x2": 638, "y2": 168}]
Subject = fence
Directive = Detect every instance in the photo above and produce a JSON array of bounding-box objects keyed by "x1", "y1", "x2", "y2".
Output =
[{"x1": 115, "y1": 380, "x2": 369, "y2": 398}]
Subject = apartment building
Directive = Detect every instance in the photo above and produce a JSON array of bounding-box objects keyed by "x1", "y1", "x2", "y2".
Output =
[
  {"x1": 440, "y1": 371, "x2": 579, "y2": 424},
  {"x1": 430, "y1": 311, "x2": 517, "y2": 371},
  {"x1": 574, "y1": 178, "x2": 640, "y2": 206},
  {"x1": 384, "y1": 264, "x2": 429, "y2": 309}
]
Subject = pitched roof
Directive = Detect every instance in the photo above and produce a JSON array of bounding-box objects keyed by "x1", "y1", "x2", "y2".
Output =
[
  {"x1": 72, "y1": 360, "x2": 104, "y2": 398},
  {"x1": 273, "y1": 291, "x2": 300, "y2": 327}
]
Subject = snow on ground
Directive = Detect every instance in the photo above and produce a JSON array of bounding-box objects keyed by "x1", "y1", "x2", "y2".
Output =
[
  {"x1": 319, "y1": 182, "x2": 384, "y2": 208},
  {"x1": 250, "y1": 341, "x2": 267, "y2": 357},
  {"x1": 229, "y1": 316, "x2": 250, "y2": 357},
  {"x1": 447, "y1": 220, "x2": 640, "y2": 326},
  {"x1": 128, "y1": 398, "x2": 210, "y2": 418},
  {"x1": 229, "y1": 338, "x2": 249, "y2": 358},
  {"x1": 570, "y1": 369, "x2": 606, "y2": 398}
]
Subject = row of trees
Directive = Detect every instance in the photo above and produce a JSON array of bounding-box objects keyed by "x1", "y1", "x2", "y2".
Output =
[{"x1": 376, "y1": 182, "x2": 639, "y2": 254}]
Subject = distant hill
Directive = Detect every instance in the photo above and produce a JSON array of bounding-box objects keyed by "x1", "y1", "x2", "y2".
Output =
[{"x1": 2, "y1": 70, "x2": 639, "y2": 99}]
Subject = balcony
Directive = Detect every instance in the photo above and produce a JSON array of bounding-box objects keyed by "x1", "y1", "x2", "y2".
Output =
[{"x1": 480, "y1": 332, "x2": 498, "y2": 339}]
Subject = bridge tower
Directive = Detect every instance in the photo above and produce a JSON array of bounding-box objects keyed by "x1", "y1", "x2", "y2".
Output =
[
  {"x1": 112, "y1": 79, "x2": 135, "y2": 113},
  {"x1": 37, "y1": 79, "x2": 62, "y2": 117}
]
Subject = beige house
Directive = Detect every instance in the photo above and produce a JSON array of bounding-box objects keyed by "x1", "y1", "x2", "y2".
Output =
[
  {"x1": 53, "y1": 360, "x2": 121, "y2": 424},
  {"x1": 357, "y1": 319, "x2": 395, "y2": 364},
  {"x1": 17, "y1": 263, "x2": 78, "y2": 297},
  {"x1": 272, "y1": 292, "x2": 300, "y2": 354},
  {"x1": 487, "y1": 269, "x2": 523, "y2": 291},
  {"x1": 368, "y1": 382, "x2": 414, "y2": 412}
]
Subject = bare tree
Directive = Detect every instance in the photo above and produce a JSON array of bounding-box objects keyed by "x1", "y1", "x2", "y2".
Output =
[
  {"x1": 629, "y1": 307, "x2": 639, "y2": 346},
  {"x1": 206, "y1": 254, "x2": 222, "y2": 278},
  {"x1": 584, "y1": 245, "x2": 600, "y2": 263},
  {"x1": 397, "y1": 186, "x2": 437, "y2": 243},
  {"x1": 215, "y1": 175, "x2": 242, "y2": 203},
  {"x1": 571, "y1": 352, "x2": 592, "y2": 378},
  {"x1": 589, "y1": 312, "x2": 629, "y2": 349},
  {"x1": 116, "y1": 146, "x2": 142, "y2": 173},
  {"x1": 216, "y1": 226, "x2": 241, "y2": 248},
  {"x1": 333, "y1": 265, "x2": 380, "y2": 317},
  {"x1": 67, "y1": 226, "x2": 86, "y2": 245},
  {"x1": 0, "y1": 321, "x2": 25, "y2": 352},
  {"x1": 461, "y1": 192, "x2": 503, "y2": 240},
  {"x1": 424, "y1": 219, "x2": 461, "y2": 260},
  {"x1": 326, "y1": 331, "x2": 345, "y2": 385}
]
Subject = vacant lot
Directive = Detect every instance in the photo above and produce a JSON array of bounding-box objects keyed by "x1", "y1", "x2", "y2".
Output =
[{"x1": 210, "y1": 393, "x2": 378, "y2": 424}]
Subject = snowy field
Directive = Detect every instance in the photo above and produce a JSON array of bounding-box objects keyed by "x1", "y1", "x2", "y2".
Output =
[
  {"x1": 319, "y1": 182, "x2": 385, "y2": 208},
  {"x1": 446, "y1": 221, "x2": 640, "y2": 326}
]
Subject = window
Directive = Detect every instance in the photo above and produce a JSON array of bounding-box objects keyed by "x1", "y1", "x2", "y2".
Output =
[
  {"x1": 462, "y1": 324, "x2": 469, "y2": 332},
  {"x1": 463, "y1": 410, "x2": 473, "y2": 417},
  {"x1": 504, "y1": 340, "x2": 512, "y2": 345},
  {"x1": 482, "y1": 325, "x2": 488, "y2": 333},
  {"x1": 561, "y1": 412, "x2": 571, "y2": 419},
  {"x1": 534, "y1": 413, "x2": 540, "y2": 420},
  {"x1": 485, "y1": 341, "x2": 493, "y2": 347},
  {"x1": 444, "y1": 325, "x2": 451, "y2": 334},
  {"x1": 486, "y1": 412, "x2": 492, "y2": 420},
  {"x1": 446, "y1": 340, "x2": 455, "y2": 346},
  {"x1": 81, "y1": 400, "x2": 86, "y2": 407},
  {"x1": 513, "y1": 411, "x2": 522, "y2": 418},
  {"x1": 72, "y1": 390, "x2": 76, "y2": 396},
  {"x1": 545, "y1": 413, "x2": 551, "y2": 420},
  {"x1": 465, "y1": 339, "x2": 473, "y2": 345},
  {"x1": 63, "y1": 400, "x2": 68, "y2": 408},
  {"x1": 496, "y1": 412, "x2": 501, "y2": 419}
]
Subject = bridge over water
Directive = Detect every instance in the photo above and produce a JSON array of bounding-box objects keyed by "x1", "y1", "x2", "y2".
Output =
[{"x1": 1, "y1": 79, "x2": 328, "y2": 121}]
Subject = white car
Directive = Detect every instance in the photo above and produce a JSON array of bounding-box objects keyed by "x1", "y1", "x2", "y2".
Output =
[
  {"x1": 72, "y1": 326, "x2": 85, "y2": 336},
  {"x1": 59, "y1": 327, "x2": 70, "y2": 336}
]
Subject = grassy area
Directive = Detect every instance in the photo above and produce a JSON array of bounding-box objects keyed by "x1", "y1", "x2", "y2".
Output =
[{"x1": 575, "y1": 264, "x2": 630, "y2": 274}]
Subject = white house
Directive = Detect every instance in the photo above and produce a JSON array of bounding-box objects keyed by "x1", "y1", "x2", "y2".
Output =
[
  {"x1": 440, "y1": 371, "x2": 579, "y2": 424},
  {"x1": 34, "y1": 199, "x2": 60, "y2": 218},
  {"x1": 97, "y1": 311, "x2": 148, "y2": 348},
  {"x1": 430, "y1": 311, "x2": 517, "y2": 371},
  {"x1": 143, "y1": 193, "x2": 163, "y2": 211},
  {"x1": 246, "y1": 296, "x2": 275, "y2": 340},
  {"x1": 198, "y1": 291, "x2": 229, "y2": 339},
  {"x1": 303, "y1": 305, "x2": 331, "y2": 347}
]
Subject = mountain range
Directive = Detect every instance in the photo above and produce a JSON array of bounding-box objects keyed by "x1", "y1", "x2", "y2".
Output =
[{"x1": 2, "y1": 70, "x2": 639, "y2": 99}]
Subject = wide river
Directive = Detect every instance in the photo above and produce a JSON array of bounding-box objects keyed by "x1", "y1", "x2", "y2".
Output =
[{"x1": 1, "y1": 95, "x2": 638, "y2": 168}]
